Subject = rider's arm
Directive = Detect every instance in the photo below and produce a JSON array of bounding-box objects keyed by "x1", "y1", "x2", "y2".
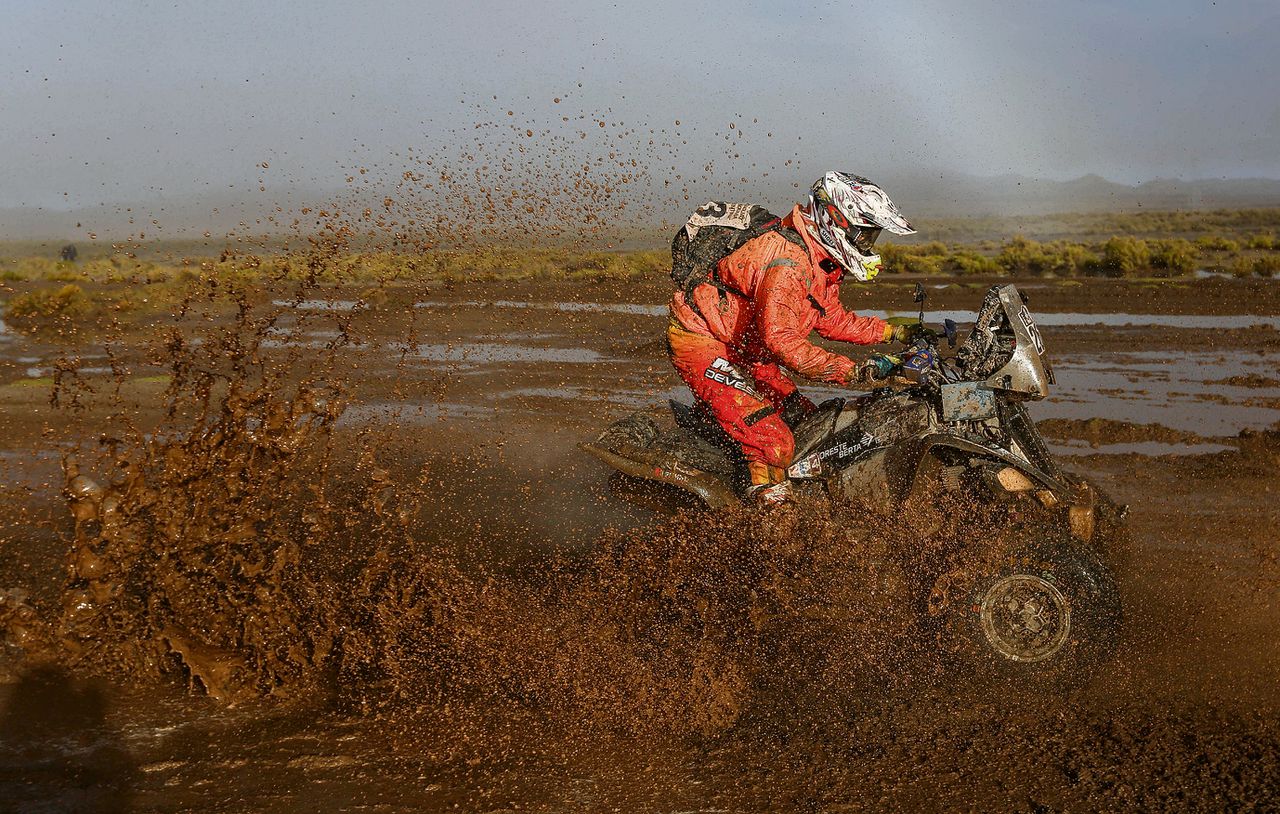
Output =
[
  {"x1": 813, "y1": 285, "x2": 891, "y2": 345},
  {"x1": 756, "y1": 265, "x2": 858, "y2": 385}
]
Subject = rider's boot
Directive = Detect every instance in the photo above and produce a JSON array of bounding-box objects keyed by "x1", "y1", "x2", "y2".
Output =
[
  {"x1": 745, "y1": 481, "x2": 793, "y2": 504},
  {"x1": 745, "y1": 462, "x2": 793, "y2": 504}
]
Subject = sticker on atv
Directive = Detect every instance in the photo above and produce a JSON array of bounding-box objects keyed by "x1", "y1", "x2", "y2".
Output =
[
  {"x1": 787, "y1": 431, "x2": 878, "y2": 479},
  {"x1": 1017, "y1": 304, "x2": 1045, "y2": 355}
]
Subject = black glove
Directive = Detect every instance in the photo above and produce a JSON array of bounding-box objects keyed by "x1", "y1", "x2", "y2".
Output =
[{"x1": 779, "y1": 391, "x2": 817, "y2": 429}]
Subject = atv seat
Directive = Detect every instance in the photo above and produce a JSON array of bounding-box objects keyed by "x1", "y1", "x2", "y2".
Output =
[
  {"x1": 791, "y1": 397, "x2": 846, "y2": 458},
  {"x1": 669, "y1": 400, "x2": 735, "y2": 448},
  {"x1": 669, "y1": 395, "x2": 859, "y2": 464}
]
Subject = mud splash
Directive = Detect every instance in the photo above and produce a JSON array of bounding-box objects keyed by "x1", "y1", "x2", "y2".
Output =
[
  {"x1": 5, "y1": 300, "x2": 1032, "y2": 762},
  {"x1": 53, "y1": 380, "x2": 345, "y2": 704},
  {"x1": 11, "y1": 389, "x2": 941, "y2": 741},
  {"x1": 5, "y1": 305, "x2": 359, "y2": 702},
  {"x1": 4, "y1": 269, "x2": 1272, "y2": 742},
  {"x1": 336, "y1": 499, "x2": 944, "y2": 746},
  {"x1": 0, "y1": 277, "x2": 943, "y2": 743}
]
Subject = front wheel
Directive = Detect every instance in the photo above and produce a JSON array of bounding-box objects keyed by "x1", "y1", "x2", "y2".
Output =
[{"x1": 928, "y1": 527, "x2": 1121, "y2": 687}]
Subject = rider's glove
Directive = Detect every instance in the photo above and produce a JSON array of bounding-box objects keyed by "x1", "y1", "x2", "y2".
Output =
[
  {"x1": 848, "y1": 353, "x2": 899, "y2": 387},
  {"x1": 886, "y1": 317, "x2": 933, "y2": 345}
]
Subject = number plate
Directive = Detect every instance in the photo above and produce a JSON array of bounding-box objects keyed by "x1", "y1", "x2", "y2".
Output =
[
  {"x1": 1017, "y1": 304, "x2": 1045, "y2": 355},
  {"x1": 941, "y1": 381, "x2": 997, "y2": 422}
]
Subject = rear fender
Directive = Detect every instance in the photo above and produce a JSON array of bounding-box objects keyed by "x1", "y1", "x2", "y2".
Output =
[{"x1": 579, "y1": 442, "x2": 739, "y2": 509}]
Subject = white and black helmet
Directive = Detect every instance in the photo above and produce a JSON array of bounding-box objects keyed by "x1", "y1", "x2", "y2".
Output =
[{"x1": 807, "y1": 171, "x2": 915, "y2": 281}]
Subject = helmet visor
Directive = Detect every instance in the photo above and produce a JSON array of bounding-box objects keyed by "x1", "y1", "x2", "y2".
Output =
[{"x1": 851, "y1": 226, "x2": 882, "y2": 253}]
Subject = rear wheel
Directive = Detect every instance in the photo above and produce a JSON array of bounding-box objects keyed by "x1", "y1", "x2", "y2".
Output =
[{"x1": 929, "y1": 526, "x2": 1121, "y2": 687}]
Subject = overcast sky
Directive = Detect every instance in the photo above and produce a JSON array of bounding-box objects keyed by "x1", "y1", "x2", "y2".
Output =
[{"x1": 2, "y1": 0, "x2": 1277, "y2": 213}]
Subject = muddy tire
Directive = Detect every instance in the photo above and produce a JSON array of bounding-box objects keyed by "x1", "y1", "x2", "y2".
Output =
[{"x1": 931, "y1": 527, "x2": 1121, "y2": 687}]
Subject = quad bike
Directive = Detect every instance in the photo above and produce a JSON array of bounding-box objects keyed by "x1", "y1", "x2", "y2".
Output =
[{"x1": 582, "y1": 283, "x2": 1126, "y2": 684}]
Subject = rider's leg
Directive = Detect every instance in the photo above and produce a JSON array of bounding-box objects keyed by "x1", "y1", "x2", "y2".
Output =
[
  {"x1": 748, "y1": 361, "x2": 798, "y2": 405},
  {"x1": 667, "y1": 324, "x2": 795, "y2": 487},
  {"x1": 749, "y1": 362, "x2": 816, "y2": 426}
]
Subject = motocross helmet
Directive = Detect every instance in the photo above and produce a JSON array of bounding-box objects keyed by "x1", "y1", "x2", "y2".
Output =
[{"x1": 807, "y1": 171, "x2": 916, "y2": 281}]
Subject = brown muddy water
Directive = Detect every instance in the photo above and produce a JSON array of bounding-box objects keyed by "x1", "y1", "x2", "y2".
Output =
[{"x1": 1, "y1": 276, "x2": 1279, "y2": 812}]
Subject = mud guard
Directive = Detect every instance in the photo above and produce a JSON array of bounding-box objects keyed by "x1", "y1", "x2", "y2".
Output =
[
  {"x1": 872, "y1": 432, "x2": 1103, "y2": 541},
  {"x1": 881, "y1": 433, "x2": 1072, "y2": 504}
]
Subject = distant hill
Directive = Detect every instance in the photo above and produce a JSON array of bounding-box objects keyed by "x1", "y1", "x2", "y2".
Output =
[
  {"x1": 891, "y1": 172, "x2": 1280, "y2": 218},
  {"x1": 0, "y1": 187, "x2": 328, "y2": 245},
  {"x1": 4, "y1": 174, "x2": 1280, "y2": 243}
]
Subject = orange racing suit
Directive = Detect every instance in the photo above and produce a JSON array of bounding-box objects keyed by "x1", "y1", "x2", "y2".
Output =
[{"x1": 667, "y1": 205, "x2": 891, "y2": 487}]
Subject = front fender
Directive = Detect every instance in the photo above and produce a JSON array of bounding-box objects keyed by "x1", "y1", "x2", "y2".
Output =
[{"x1": 884, "y1": 432, "x2": 1073, "y2": 503}]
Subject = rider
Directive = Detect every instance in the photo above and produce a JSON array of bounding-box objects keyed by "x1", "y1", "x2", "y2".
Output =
[{"x1": 667, "y1": 171, "x2": 921, "y2": 502}]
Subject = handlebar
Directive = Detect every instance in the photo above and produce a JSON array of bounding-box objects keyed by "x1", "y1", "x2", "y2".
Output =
[{"x1": 879, "y1": 317, "x2": 964, "y2": 388}]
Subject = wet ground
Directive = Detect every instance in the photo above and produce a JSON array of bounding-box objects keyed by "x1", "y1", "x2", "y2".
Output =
[{"x1": 0, "y1": 275, "x2": 1278, "y2": 811}]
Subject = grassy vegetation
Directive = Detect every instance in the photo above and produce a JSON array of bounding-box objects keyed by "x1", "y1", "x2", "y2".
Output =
[
  {"x1": 880, "y1": 230, "x2": 1278, "y2": 279},
  {"x1": 4, "y1": 284, "x2": 93, "y2": 333},
  {"x1": 876, "y1": 209, "x2": 1280, "y2": 278},
  {"x1": 0, "y1": 247, "x2": 670, "y2": 286},
  {"x1": 4, "y1": 208, "x2": 1277, "y2": 335},
  {"x1": 0, "y1": 247, "x2": 671, "y2": 336},
  {"x1": 317, "y1": 247, "x2": 671, "y2": 285}
]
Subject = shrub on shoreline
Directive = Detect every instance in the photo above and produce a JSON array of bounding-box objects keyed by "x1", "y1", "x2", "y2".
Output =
[
  {"x1": 4, "y1": 226, "x2": 1280, "y2": 285},
  {"x1": 4, "y1": 284, "x2": 93, "y2": 333}
]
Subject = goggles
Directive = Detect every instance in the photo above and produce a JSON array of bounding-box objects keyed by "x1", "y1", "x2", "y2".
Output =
[
  {"x1": 851, "y1": 226, "x2": 882, "y2": 252},
  {"x1": 824, "y1": 203, "x2": 883, "y2": 253}
]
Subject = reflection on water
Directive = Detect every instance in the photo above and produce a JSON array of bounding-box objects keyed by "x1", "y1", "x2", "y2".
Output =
[
  {"x1": 271, "y1": 299, "x2": 362, "y2": 312},
  {"x1": 415, "y1": 299, "x2": 667, "y2": 317},
  {"x1": 260, "y1": 327, "x2": 348, "y2": 350},
  {"x1": 336, "y1": 401, "x2": 499, "y2": 425},
  {"x1": 1045, "y1": 350, "x2": 1280, "y2": 434},
  {"x1": 323, "y1": 343, "x2": 1280, "y2": 438},
  {"x1": 405, "y1": 342, "x2": 608, "y2": 364},
  {"x1": 1049, "y1": 440, "x2": 1236, "y2": 457},
  {"x1": 25, "y1": 366, "x2": 114, "y2": 378},
  {"x1": 502, "y1": 384, "x2": 685, "y2": 407},
  {"x1": 878, "y1": 309, "x2": 1280, "y2": 330},
  {"x1": 412, "y1": 299, "x2": 1280, "y2": 330},
  {"x1": 0, "y1": 449, "x2": 63, "y2": 489}
]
